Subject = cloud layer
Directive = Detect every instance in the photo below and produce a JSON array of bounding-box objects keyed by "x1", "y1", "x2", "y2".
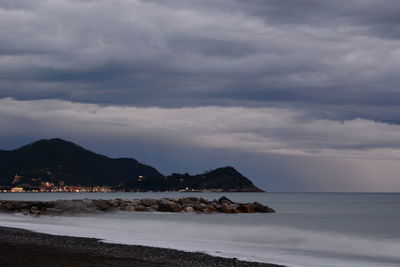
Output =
[
  {"x1": 2, "y1": 98, "x2": 400, "y2": 191},
  {"x1": 1, "y1": 1, "x2": 400, "y2": 116},
  {"x1": 2, "y1": 97, "x2": 400, "y2": 159}
]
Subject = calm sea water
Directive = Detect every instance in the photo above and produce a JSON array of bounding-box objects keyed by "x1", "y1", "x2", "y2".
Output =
[{"x1": 0, "y1": 192, "x2": 399, "y2": 267}]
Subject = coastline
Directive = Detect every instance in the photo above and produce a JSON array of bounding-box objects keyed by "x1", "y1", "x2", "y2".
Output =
[{"x1": 0, "y1": 226, "x2": 284, "y2": 267}]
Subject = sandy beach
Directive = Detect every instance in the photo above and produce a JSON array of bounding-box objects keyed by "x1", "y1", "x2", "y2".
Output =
[{"x1": 0, "y1": 226, "x2": 283, "y2": 267}]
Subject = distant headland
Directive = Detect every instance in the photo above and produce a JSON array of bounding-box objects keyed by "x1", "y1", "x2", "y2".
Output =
[{"x1": 0, "y1": 138, "x2": 263, "y2": 193}]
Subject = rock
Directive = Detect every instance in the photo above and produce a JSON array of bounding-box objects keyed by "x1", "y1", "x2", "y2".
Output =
[
  {"x1": 158, "y1": 199, "x2": 182, "y2": 212},
  {"x1": 13, "y1": 203, "x2": 33, "y2": 210},
  {"x1": 130, "y1": 199, "x2": 142, "y2": 207},
  {"x1": 135, "y1": 205, "x2": 146, "y2": 212},
  {"x1": 150, "y1": 204, "x2": 159, "y2": 210},
  {"x1": 203, "y1": 205, "x2": 217, "y2": 213},
  {"x1": 30, "y1": 206, "x2": 40, "y2": 215},
  {"x1": 193, "y1": 203, "x2": 207, "y2": 212},
  {"x1": 93, "y1": 200, "x2": 111, "y2": 211},
  {"x1": 82, "y1": 199, "x2": 94, "y2": 206},
  {"x1": 184, "y1": 206, "x2": 194, "y2": 213},
  {"x1": 222, "y1": 203, "x2": 240, "y2": 213},
  {"x1": 142, "y1": 198, "x2": 158, "y2": 207},
  {"x1": 221, "y1": 202, "x2": 230, "y2": 213},
  {"x1": 120, "y1": 199, "x2": 137, "y2": 209},
  {"x1": 218, "y1": 196, "x2": 233, "y2": 205},
  {"x1": 252, "y1": 202, "x2": 275, "y2": 213},
  {"x1": 124, "y1": 206, "x2": 135, "y2": 212},
  {"x1": 180, "y1": 198, "x2": 195, "y2": 205},
  {"x1": 170, "y1": 203, "x2": 182, "y2": 212},
  {"x1": 0, "y1": 198, "x2": 275, "y2": 215},
  {"x1": 3, "y1": 203, "x2": 15, "y2": 211},
  {"x1": 55, "y1": 200, "x2": 91, "y2": 213},
  {"x1": 109, "y1": 199, "x2": 122, "y2": 207},
  {"x1": 211, "y1": 202, "x2": 222, "y2": 212},
  {"x1": 198, "y1": 198, "x2": 207, "y2": 204},
  {"x1": 237, "y1": 204, "x2": 255, "y2": 213}
]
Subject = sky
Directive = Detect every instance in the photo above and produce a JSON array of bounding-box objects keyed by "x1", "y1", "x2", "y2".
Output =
[{"x1": 1, "y1": 0, "x2": 400, "y2": 191}]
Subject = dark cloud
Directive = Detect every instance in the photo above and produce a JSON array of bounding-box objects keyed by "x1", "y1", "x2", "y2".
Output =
[
  {"x1": 147, "y1": 0, "x2": 400, "y2": 38},
  {"x1": 0, "y1": 0, "x2": 399, "y2": 113}
]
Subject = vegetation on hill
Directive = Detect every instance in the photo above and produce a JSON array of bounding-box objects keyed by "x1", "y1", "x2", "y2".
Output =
[
  {"x1": 138, "y1": 167, "x2": 263, "y2": 192},
  {"x1": 0, "y1": 138, "x2": 162, "y2": 187},
  {"x1": 0, "y1": 139, "x2": 263, "y2": 192}
]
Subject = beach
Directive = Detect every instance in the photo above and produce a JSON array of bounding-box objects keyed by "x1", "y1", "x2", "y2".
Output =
[{"x1": 0, "y1": 226, "x2": 282, "y2": 267}]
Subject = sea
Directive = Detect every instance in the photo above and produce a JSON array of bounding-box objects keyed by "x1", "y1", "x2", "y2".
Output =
[{"x1": 0, "y1": 192, "x2": 399, "y2": 267}]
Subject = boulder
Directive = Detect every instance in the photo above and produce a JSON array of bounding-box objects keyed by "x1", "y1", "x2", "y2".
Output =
[
  {"x1": 142, "y1": 198, "x2": 158, "y2": 207},
  {"x1": 211, "y1": 202, "x2": 223, "y2": 212},
  {"x1": 184, "y1": 206, "x2": 194, "y2": 213},
  {"x1": 135, "y1": 205, "x2": 146, "y2": 212},
  {"x1": 124, "y1": 206, "x2": 135, "y2": 212},
  {"x1": 252, "y1": 201, "x2": 275, "y2": 213},
  {"x1": 222, "y1": 203, "x2": 240, "y2": 213},
  {"x1": 193, "y1": 203, "x2": 207, "y2": 212},
  {"x1": 30, "y1": 206, "x2": 40, "y2": 215},
  {"x1": 158, "y1": 199, "x2": 182, "y2": 212},
  {"x1": 170, "y1": 203, "x2": 182, "y2": 212},
  {"x1": 237, "y1": 204, "x2": 255, "y2": 213},
  {"x1": 150, "y1": 204, "x2": 160, "y2": 211},
  {"x1": 218, "y1": 196, "x2": 234, "y2": 205},
  {"x1": 130, "y1": 199, "x2": 142, "y2": 207},
  {"x1": 93, "y1": 200, "x2": 111, "y2": 211},
  {"x1": 203, "y1": 205, "x2": 217, "y2": 213}
]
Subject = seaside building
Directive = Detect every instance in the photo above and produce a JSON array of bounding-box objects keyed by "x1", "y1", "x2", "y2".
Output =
[{"x1": 11, "y1": 187, "x2": 25, "y2": 192}]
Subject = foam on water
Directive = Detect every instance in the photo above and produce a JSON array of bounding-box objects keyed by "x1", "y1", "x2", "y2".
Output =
[{"x1": 0, "y1": 193, "x2": 399, "y2": 267}]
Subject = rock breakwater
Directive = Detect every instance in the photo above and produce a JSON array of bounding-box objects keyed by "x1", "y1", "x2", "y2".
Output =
[{"x1": 0, "y1": 197, "x2": 275, "y2": 216}]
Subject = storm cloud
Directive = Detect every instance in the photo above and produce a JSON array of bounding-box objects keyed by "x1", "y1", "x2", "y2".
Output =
[
  {"x1": 1, "y1": 0, "x2": 400, "y2": 190},
  {"x1": 1, "y1": 1, "x2": 400, "y2": 109}
]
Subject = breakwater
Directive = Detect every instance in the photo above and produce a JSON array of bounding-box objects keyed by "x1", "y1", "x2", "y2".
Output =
[{"x1": 0, "y1": 196, "x2": 275, "y2": 216}]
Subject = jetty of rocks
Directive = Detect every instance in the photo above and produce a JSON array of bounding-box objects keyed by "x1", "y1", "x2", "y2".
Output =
[{"x1": 0, "y1": 196, "x2": 275, "y2": 216}]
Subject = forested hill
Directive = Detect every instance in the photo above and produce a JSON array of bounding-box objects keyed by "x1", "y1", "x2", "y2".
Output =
[{"x1": 0, "y1": 138, "x2": 263, "y2": 192}]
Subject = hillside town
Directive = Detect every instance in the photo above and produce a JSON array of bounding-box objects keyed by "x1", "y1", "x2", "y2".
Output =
[{"x1": 0, "y1": 175, "x2": 115, "y2": 193}]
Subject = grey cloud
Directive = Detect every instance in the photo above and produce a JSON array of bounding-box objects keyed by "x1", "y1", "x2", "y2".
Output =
[
  {"x1": 1, "y1": 0, "x2": 400, "y2": 120},
  {"x1": 2, "y1": 98, "x2": 400, "y2": 160},
  {"x1": 148, "y1": 0, "x2": 400, "y2": 37},
  {"x1": 0, "y1": 0, "x2": 39, "y2": 11},
  {"x1": 2, "y1": 98, "x2": 400, "y2": 191}
]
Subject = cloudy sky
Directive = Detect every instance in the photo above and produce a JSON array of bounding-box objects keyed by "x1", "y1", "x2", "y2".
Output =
[{"x1": 1, "y1": 0, "x2": 400, "y2": 191}]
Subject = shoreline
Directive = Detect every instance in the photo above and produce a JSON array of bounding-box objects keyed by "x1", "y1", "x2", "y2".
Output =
[{"x1": 0, "y1": 226, "x2": 284, "y2": 267}]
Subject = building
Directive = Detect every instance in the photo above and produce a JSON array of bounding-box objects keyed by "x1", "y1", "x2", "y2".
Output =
[{"x1": 11, "y1": 187, "x2": 25, "y2": 192}]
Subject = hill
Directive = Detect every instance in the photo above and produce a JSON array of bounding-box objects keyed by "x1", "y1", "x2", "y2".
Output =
[
  {"x1": 0, "y1": 138, "x2": 162, "y2": 187},
  {"x1": 0, "y1": 138, "x2": 263, "y2": 192},
  {"x1": 139, "y1": 167, "x2": 263, "y2": 192}
]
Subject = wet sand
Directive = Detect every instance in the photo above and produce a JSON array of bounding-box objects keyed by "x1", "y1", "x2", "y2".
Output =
[{"x1": 0, "y1": 226, "x2": 284, "y2": 267}]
